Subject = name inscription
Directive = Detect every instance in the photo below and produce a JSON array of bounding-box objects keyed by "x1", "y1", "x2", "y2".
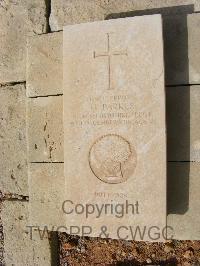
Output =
[{"x1": 69, "y1": 94, "x2": 154, "y2": 127}]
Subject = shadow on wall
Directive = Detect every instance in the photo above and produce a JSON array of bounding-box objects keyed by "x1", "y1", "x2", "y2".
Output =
[
  {"x1": 49, "y1": 231, "x2": 60, "y2": 266},
  {"x1": 106, "y1": 5, "x2": 192, "y2": 215}
]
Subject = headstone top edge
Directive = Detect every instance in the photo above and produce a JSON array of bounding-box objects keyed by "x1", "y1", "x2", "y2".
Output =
[{"x1": 63, "y1": 14, "x2": 162, "y2": 31}]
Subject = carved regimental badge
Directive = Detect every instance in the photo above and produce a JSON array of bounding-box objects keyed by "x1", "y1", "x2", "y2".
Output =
[{"x1": 89, "y1": 134, "x2": 137, "y2": 184}]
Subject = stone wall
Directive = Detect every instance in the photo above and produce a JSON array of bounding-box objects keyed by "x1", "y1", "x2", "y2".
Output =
[
  {"x1": 1, "y1": 0, "x2": 200, "y2": 264},
  {"x1": 0, "y1": 1, "x2": 54, "y2": 264}
]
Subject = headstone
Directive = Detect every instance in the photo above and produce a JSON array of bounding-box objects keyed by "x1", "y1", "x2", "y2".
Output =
[
  {"x1": 26, "y1": 13, "x2": 200, "y2": 97},
  {"x1": 63, "y1": 15, "x2": 166, "y2": 241},
  {"x1": 26, "y1": 23, "x2": 200, "y2": 241}
]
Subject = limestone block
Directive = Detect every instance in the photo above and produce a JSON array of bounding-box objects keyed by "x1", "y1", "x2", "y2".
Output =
[
  {"x1": 62, "y1": 16, "x2": 166, "y2": 241},
  {"x1": 167, "y1": 162, "x2": 200, "y2": 240},
  {"x1": 50, "y1": 0, "x2": 199, "y2": 31},
  {"x1": 1, "y1": 200, "x2": 52, "y2": 265},
  {"x1": 28, "y1": 163, "x2": 65, "y2": 229},
  {"x1": 0, "y1": 84, "x2": 26, "y2": 140},
  {"x1": 27, "y1": 156, "x2": 200, "y2": 241},
  {"x1": 26, "y1": 32, "x2": 63, "y2": 97},
  {"x1": 28, "y1": 162, "x2": 200, "y2": 240},
  {"x1": 27, "y1": 96, "x2": 63, "y2": 162},
  {"x1": 28, "y1": 13, "x2": 200, "y2": 97},
  {"x1": 27, "y1": 85, "x2": 200, "y2": 163},
  {"x1": 0, "y1": 140, "x2": 27, "y2": 196},
  {"x1": 0, "y1": 84, "x2": 28, "y2": 195},
  {"x1": 0, "y1": 0, "x2": 47, "y2": 84},
  {"x1": 167, "y1": 85, "x2": 200, "y2": 162},
  {"x1": 188, "y1": 13, "x2": 200, "y2": 84}
]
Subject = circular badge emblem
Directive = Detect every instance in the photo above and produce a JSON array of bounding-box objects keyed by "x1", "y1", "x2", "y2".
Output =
[{"x1": 89, "y1": 134, "x2": 137, "y2": 184}]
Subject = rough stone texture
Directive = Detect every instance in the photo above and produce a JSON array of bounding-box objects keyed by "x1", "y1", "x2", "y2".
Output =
[
  {"x1": 28, "y1": 163, "x2": 65, "y2": 229},
  {"x1": 0, "y1": 84, "x2": 28, "y2": 195},
  {"x1": 167, "y1": 162, "x2": 200, "y2": 240},
  {"x1": 188, "y1": 13, "x2": 200, "y2": 84},
  {"x1": 28, "y1": 161, "x2": 200, "y2": 242},
  {"x1": 167, "y1": 85, "x2": 200, "y2": 162},
  {"x1": 50, "y1": 0, "x2": 200, "y2": 31},
  {"x1": 0, "y1": 0, "x2": 47, "y2": 84},
  {"x1": 27, "y1": 85, "x2": 200, "y2": 163},
  {"x1": 63, "y1": 16, "x2": 166, "y2": 241},
  {"x1": 1, "y1": 200, "x2": 52, "y2": 265},
  {"x1": 27, "y1": 95, "x2": 63, "y2": 162},
  {"x1": 26, "y1": 32, "x2": 63, "y2": 97},
  {"x1": 27, "y1": 13, "x2": 200, "y2": 97}
]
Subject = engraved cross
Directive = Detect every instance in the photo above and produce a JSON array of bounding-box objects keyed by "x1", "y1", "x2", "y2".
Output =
[{"x1": 93, "y1": 33, "x2": 128, "y2": 90}]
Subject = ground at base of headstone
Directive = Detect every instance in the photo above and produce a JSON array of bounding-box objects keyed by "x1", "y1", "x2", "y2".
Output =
[
  {"x1": 59, "y1": 233, "x2": 200, "y2": 266},
  {"x1": 0, "y1": 203, "x2": 4, "y2": 266}
]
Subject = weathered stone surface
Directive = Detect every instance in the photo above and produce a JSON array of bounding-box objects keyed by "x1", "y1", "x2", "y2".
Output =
[
  {"x1": 28, "y1": 161, "x2": 200, "y2": 241},
  {"x1": 188, "y1": 13, "x2": 200, "y2": 84},
  {"x1": 2, "y1": 200, "x2": 52, "y2": 265},
  {"x1": 63, "y1": 16, "x2": 166, "y2": 241},
  {"x1": 27, "y1": 13, "x2": 200, "y2": 98},
  {"x1": 27, "y1": 84, "x2": 200, "y2": 163},
  {"x1": 167, "y1": 162, "x2": 200, "y2": 240},
  {"x1": 27, "y1": 96, "x2": 63, "y2": 162},
  {"x1": 50, "y1": 0, "x2": 199, "y2": 31},
  {"x1": 0, "y1": 0, "x2": 47, "y2": 84},
  {"x1": 27, "y1": 32, "x2": 63, "y2": 97},
  {"x1": 0, "y1": 84, "x2": 28, "y2": 195},
  {"x1": 0, "y1": 84, "x2": 26, "y2": 140},
  {"x1": 28, "y1": 163, "x2": 65, "y2": 229},
  {"x1": 167, "y1": 85, "x2": 200, "y2": 162}
]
